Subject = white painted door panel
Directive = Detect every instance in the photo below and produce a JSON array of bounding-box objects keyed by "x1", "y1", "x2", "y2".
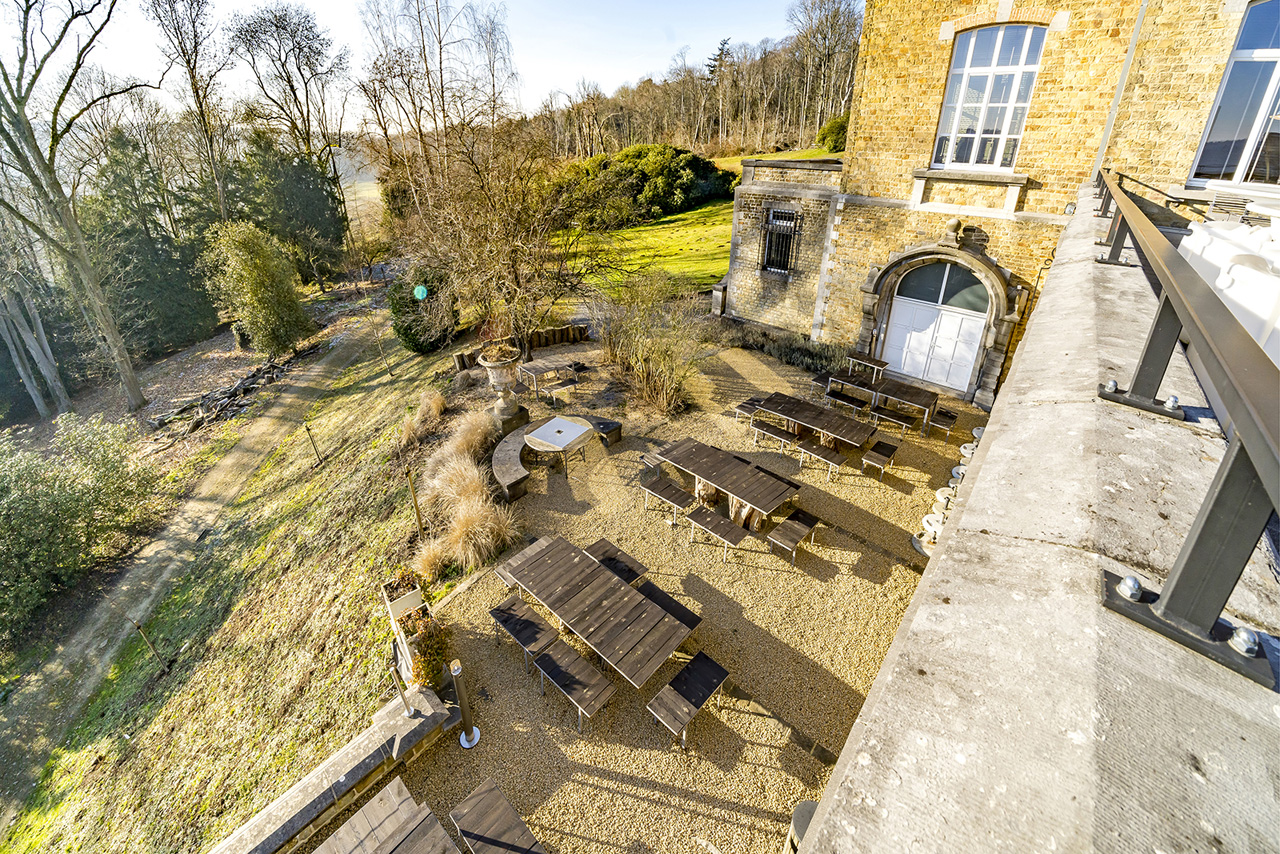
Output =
[{"x1": 883, "y1": 298, "x2": 984, "y2": 392}]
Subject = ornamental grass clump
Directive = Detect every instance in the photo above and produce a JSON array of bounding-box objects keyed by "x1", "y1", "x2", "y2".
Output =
[
  {"x1": 408, "y1": 409, "x2": 517, "y2": 584},
  {"x1": 398, "y1": 389, "x2": 447, "y2": 452}
]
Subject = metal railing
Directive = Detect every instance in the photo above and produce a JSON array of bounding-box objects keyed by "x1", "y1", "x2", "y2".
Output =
[{"x1": 1093, "y1": 169, "x2": 1279, "y2": 688}]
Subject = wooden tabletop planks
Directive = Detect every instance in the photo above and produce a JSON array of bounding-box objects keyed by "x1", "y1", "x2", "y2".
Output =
[
  {"x1": 654, "y1": 438, "x2": 798, "y2": 516},
  {"x1": 449, "y1": 779, "x2": 547, "y2": 854},
  {"x1": 756, "y1": 391, "x2": 875, "y2": 448},
  {"x1": 506, "y1": 536, "x2": 691, "y2": 688}
]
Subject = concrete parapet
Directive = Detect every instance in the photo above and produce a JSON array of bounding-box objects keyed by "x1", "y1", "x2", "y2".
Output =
[{"x1": 801, "y1": 185, "x2": 1279, "y2": 852}]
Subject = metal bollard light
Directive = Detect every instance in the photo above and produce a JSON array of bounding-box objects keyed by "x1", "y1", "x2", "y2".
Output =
[{"x1": 452, "y1": 659, "x2": 480, "y2": 749}]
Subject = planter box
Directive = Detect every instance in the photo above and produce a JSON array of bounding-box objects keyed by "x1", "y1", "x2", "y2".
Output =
[{"x1": 382, "y1": 581, "x2": 427, "y2": 686}]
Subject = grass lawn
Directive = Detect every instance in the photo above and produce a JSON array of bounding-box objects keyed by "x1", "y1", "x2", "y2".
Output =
[
  {"x1": 712, "y1": 148, "x2": 838, "y2": 173},
  {"x1": 613, "y1": 199, "x2": 734, "y2": 288}
]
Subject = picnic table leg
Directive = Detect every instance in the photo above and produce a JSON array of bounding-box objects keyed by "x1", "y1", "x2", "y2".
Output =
[
  {"x1": 671, "y1": 502, "x2": 677, "y2": 526},
  {"x1": 540, "y1": 670, "x2": 545, "y2": 695},
  {"x1": 681, "y1": 727, "x2": 687, "y2": 751},
  {"x1": 578, "y1": 709, "x2": 583, "y2": 734}
]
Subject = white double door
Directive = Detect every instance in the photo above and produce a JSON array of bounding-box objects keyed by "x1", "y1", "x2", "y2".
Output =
[{"x1": 882, "y1": 297, "x2": 985, "y2": 392}]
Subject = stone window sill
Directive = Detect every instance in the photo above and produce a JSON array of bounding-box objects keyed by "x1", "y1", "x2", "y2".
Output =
[
  {"x1": 760, "y1": 268, "x2": 791, "y2": 283},
  {"x1": 912, "y1": 168, "x2": 1030, "y2": 187}
]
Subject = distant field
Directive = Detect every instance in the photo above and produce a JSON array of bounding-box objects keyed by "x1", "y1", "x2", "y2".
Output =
[
  {"x1": 613, "y1": 199, "x2": 734, "y2": 288},
  {"x1": 713, "y1": 147, "x2": 837, "y2": 173}
]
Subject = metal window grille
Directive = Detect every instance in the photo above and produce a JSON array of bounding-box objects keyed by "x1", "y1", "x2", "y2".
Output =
[{"x1": 762, "y1": 209, "x2": 801, "y2": 273}]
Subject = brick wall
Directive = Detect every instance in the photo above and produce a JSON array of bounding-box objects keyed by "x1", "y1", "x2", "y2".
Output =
[
  {"x1": 725, "y1": 186, "x2": 835, "y2": 335},
  {"x1": 746, "y1": 162, "x2": 845, "y2": 188}
]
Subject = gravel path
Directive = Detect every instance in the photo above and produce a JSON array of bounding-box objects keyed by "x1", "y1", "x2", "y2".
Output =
[{"x1": 394, "y1": 342, "x2": 988, "y2": 854}]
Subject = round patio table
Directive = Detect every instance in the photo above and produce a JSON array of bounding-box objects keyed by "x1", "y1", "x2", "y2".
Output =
[{"x1": 524, "y1": 415, "x2": 596, "y2": 478}]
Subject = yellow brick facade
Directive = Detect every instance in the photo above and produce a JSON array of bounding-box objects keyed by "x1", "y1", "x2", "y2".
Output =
[{"x1": 720, "y1": 0, "x2": 1252, "y2": 407}]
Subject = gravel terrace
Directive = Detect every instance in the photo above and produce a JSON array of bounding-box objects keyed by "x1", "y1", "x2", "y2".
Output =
[{"x1": 389, "y1": 341, "x2": 987, "y2": 854}]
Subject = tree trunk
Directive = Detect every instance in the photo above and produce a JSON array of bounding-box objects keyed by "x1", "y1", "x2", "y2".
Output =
[
  {"x1": 0, "y1": 313, "x2": 51, "y2": 419},
  {"x1": 3, "y1": 287, "x2": 71, "y2": 413}
]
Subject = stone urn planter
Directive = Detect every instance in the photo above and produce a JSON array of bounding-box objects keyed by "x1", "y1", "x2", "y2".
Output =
[{"x1": 478, "y1": 343, "x2": 528, "y2": 435}]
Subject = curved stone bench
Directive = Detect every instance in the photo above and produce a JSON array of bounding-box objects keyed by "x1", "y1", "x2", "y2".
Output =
[{"x1": 492, "y1": 418, "x2": 549, "y2": 503}]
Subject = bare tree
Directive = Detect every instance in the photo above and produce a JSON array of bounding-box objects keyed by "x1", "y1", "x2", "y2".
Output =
[
  {"x1": 229, "y1": 2, "x2": 348, "y2": 157},
  {"x1": 0, "y1": 208, "x2": 71, "y2": 416},
  {"x1": 146, "y1": 0, "x2": 233, "y2": 220},
  {"x1": 0, "y1": 0, "x2": 149, "y2": 409}
]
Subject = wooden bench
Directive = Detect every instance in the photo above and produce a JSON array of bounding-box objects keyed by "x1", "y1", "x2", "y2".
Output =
[
  {"x1": 634, "y1": 581, "x2": 702, "y2": 632},
  {"x1": 928, "y1": 407, "x2": 958, "y2": 441},
  {"x1": 492, "y1": 419, "x2": 550, "y2": 502},
  {"x1": 584, "y1": 538, "x2": 648, "y2": 585},
  {"x1": 582, "y1": 414, "x2": 622, "y2": 447},
  {"x1": 490, "y1": 593, "x2": 558, "y2": 672},
  {"x1": 686, "y1": 505, "x2": 752, "y2": 562},
  {"x1": 532, "y1": 639, "x2": 617, "y2": 733},
  {"x1": 539, "y1": 376, "x2": 578, "y2": 407},
  {"x1": 646, "y1": 652, "x2": 729, "y2": 750},
  {"x1": 862, "y1": 440, "x2": 899, "y2": 480},
  {"x1": 767, "y1": 508, "x2": 821, "y2": 566},
  {"x1": 734, "y1": 396, "x2": 764, "y2": 422},
  {"x1": 751, "y1": 419, "x2": 798, "y2": 451},
  {"x1": 641, "y1": 475, "x2": 696, "y2": 524},
  {"x1": 824, "y1": 387, "x2": 866, "y2": 415},
  {"x1": 797, "y1": 437, "x2": 847, "y2": 482},
  {"x1": 315, "y1": 776, "x2": 459, "y2": 854},
  {"x1": 809, "y1": 372, "x2": 834, "y2": 399},
  {"x1": 868, "y1": 405, "x2": 918, "y2": 438},
  {"x1": 449, "y1": 778, "x2": 548, "y2": 854}
]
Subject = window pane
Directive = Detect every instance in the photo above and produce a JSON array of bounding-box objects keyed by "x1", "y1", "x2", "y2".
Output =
[
  {"x1": 942, "y1": 266, "x2": 989, "y2": 312},
  {"x1": 958, "y1": 107, "x2": 980, "y2": 134},
  {"x1": 934, "y1": 136, "x2": 950, "y2": 163},
  {"x1": 998, "y1": 26, "x2": 1027, "y2": 65},
  {"x1": 971, "y1": 28, "x2": 997, "y2": 67},
  {"x1": 1009, "y1": 106, "x2": 1028, "y2": 135},
  {"x1": 1238, "y1": 0, "x2": 1280, "y2": 50},
  {"x1": 1244, "y1": 88, "x2": 1280, "y2": 183},
  {"x1": 952, "y1": 31, "x2": 972, "y2": 69},
  {"x1": 976, "y1": 137, "x2": 999, "y2": 165},
  {"x1": 898, "y1": 264, "x2": 947, "y2": 303},
  {"x1": 982, "y1": 106, "x2": 1006, "y2": 134},
  {"x1": 991, "y1": 74, "x2": 1014, "y2": 104},
  {"x1": 1025, "y1": 27, "x2": 1045, "y2": 64},
  {"x1": 944, "y1": 72, "x2": 963, "y2": 104},
  {"x1": 1194, "y1": 60, "x2": 1276, "y2": 180},
  {"x1": 1017, "y1": 71, "x2": 1036, "y2": 103},
  {"x1": 954, "y1": 136, "x2": 974, "y2": 162},
  {"x1": 1001, "y1": 138, "x2": 1020, "y2": 168}
]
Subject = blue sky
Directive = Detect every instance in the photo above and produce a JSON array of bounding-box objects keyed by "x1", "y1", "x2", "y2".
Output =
[{"x1": 85, "y1": 0, "x2": 795, "y2": 112}]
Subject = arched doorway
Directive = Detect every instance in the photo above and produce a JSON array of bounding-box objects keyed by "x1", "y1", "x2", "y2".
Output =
[{"x1": 880, "y1": 260, "x2": 992, "y2": 393}]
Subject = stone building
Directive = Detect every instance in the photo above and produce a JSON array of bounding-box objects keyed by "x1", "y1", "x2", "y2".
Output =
[{"x1": 716, "y1": 0, "x2": 1273, "y2": 409}]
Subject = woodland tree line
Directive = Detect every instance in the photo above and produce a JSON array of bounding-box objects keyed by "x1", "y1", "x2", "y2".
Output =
[{"x1": 0, "y1": 0, "x2": 859, "y2": 423}]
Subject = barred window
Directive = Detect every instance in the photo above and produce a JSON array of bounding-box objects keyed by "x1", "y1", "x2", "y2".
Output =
[
  {"x1": 933, "y1": 24, "x2": 1046, "y2": 170},
  {"x1": 762, "y1": 209, "x2": 801, "y2": 273}
]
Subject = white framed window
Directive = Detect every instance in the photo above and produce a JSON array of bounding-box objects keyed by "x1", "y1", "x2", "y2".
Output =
[
  {"x1": 1190, "y1": 0, "x2": 1280, "y2": 187},
  {"x1": 932, "y1": 24, "x2": 1046, "y2": 171},
  {"x1": 761, "y1": 209, "x2": 801, "y2": 273}
]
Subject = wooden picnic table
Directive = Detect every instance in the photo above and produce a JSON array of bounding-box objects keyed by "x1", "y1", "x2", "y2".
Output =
[
  {"x1": 847, "y1": 351, "x2": 888, "y2": 381},
  {"x1": 504, "y1": 536, "x2": 691, "y2": 688},
  {"x1": 449, "y1": 779, "x2": 547, "y2": 854},
  {"x1": 874, "y1": 376, "x2": 939, "y2": 434},
  {"x1": 653, "y1": 438, "x2": 799, "y2": 528},
  {"x1": 517, "y1": 354, "x2": 577, "y2": 392},
  {"x1": 316, "y1": 777, "x2": 458, "y2": 854},
  {"x1": 755, "y1": 391, "x2": 874, "y2": 449}
]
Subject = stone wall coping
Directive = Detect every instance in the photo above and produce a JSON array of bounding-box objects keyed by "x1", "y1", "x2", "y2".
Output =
[
  {"x1": 743, "y1": 158, "x2": 844, "y2": 171},
  {"x1": 912, "y1": 167, "x2": 1030, "y2": 186},
  {"x1": 208, "y1": 686, "x2": 454, "y2": 854}
]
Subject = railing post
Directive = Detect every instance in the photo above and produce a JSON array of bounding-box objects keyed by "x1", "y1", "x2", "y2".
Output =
[
  {"x1": 1098, "y1": 292, "x2": 1186, "y2": 419},
  {"x1": 1102, "y1": 436, "x2": 1275, "y2": 687},
  {"x1": 1096, "y1": 183, "x2": 1114, "y2": 217}
]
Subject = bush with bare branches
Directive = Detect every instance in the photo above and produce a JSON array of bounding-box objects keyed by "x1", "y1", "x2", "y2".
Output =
[{"x1": 591, "y1": 274, "x2": 710, "y2": 414}]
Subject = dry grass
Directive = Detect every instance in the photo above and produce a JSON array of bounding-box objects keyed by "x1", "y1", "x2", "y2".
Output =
[
  {"x1": 411, "y1": 537, "x2": 453, "y2": 583},
  {"x1": 445, "y1": 497, "x2": 520, "y2": 569},
  {"x1": 443, "y1": 410, "x2": 498, "y2": 460},
  {"x1": 423, "y1": 452, "x2": 490, "y2": 516},
  {"x1": 398, "y1": 389, "x2": 448, "y2": 452}
]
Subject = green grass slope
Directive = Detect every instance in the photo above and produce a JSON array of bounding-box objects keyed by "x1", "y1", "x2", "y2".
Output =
[
  {"x1": 712, "y1": 147, "x2": 838, "y2": 173},
  {"x1": 613, "y1": 199, "x2": 734, "y2": 288}
]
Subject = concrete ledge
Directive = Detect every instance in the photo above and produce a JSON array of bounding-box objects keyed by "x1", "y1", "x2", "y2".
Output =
[
  {"x1": 742, "y1": 158, "x2": 844, "y2": 170},
  {"x1": 801, "y1": 184, "x2": 1280, "y2": 852},
  {"x1": 912, "y1": 167, "x2": 1030, "y2": 185},
  {"x1": 209, "y1": 687, "x2": 454, "y2": 854}
]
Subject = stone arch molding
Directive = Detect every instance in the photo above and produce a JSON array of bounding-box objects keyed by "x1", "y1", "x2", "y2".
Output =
[
  {"x1": 938, "y1": 2, "x2": 1069, "y2": 41},
  {"x1": 858, "y1": 220, "x2": 1016, "y2": 408}
]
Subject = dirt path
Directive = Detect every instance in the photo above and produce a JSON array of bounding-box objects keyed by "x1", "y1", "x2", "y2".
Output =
[{"x1": 0, "y1": 319, "x2": 381, "y2": 834}]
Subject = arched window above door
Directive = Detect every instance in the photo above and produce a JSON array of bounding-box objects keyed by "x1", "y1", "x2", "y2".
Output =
[{"x1": 896, "y1": 262, "x2": 990, "y2": 313}]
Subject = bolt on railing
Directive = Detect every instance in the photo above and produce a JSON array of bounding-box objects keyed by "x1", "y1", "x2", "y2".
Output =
[{"x1": 1093, "y1": 168, "x2": 1279, "y2": 688}]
